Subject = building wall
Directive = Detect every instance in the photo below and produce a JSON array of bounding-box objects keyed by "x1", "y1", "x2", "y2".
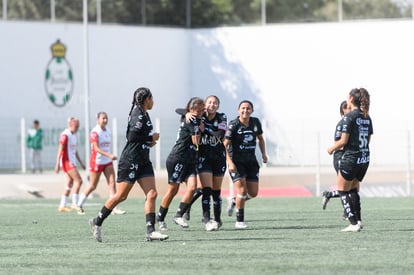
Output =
[{"x1": 1, "y1": 20, "x2": 414, "y2": 169}]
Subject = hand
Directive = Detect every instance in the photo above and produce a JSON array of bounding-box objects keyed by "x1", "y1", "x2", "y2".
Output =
[
  {"x1": 109, "y1": 154, "x2": 117, "y2": 161},
  {"x1": 228, "y1": 162, "x2": 237, "y2": 173},
  {"x1": 152, "y1": 132, "x2": 160, "y2": 142},
  {"x1": 262, "y1": 155, "x2": 268, "y2": 164},
  {"x1": 327, "y1": 148, "x2": 333, "y2": 155},
  {"x1": 54, "y1": 164, "x2": 60, "y2": 174}
]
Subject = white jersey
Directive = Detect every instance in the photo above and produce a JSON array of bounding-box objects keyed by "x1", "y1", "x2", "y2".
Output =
[
  {"x1": 90, "y1": 125, "x2": 112, "y2": 165},
  {"x1": 59, "y1": 128, "x2": 78, "y2": 167}
]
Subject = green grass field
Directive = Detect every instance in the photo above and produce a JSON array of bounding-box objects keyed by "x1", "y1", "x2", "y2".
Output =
[{"x1": 1, "y1": 197, "x2": 413, "y2": 274}]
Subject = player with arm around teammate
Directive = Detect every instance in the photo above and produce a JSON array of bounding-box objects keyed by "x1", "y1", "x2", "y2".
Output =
[
  {"x1": 156, "y1": 97, "x2": 205, "y2": 230},
  {"x1": 223, "y1": 100, "x2": 268, "y2": 229},
  {"x1": 327, "y1": 88, "x2": 372, "y2": 232}
]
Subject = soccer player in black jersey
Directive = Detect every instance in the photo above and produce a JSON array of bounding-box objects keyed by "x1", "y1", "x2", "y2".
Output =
[
  {"x1": 322, "y1": 100, "x2": 351, "y2": 210},
  {"x1": 327, "y1": 88, "x2": 372, "y2": 232},
  {"x1": 156, "y1": 97, "x2": 205, "y2": 230},
  {"x1": 223, "y1": 100, "x2": 268, "y2": 229},
  {"x1": 89, "y1": 87, "x2": 168, "y2": 242}
]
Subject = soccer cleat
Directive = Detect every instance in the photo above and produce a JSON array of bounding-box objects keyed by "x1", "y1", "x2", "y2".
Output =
[
  {"x1": 58, "y1": 206, "x2": 72, "y2": 212},
  {"x1": 77, "y1": 207, "x2": 85, "y2": 215},
  {"x1": 205, "y1": 220, "x2": 219, "y2": 232},
  {"x1": 235, "y1": 221, "x2": 248, "y2": 229},
  {"x1": 158, "y1": 221, "x2": 168, "y2": 231},
  {"x1": 216, "y1": 220, "x2": 223, "y2": 229},
  {"x1": 111, "y1": 208, "x2": 126, "y2": 215},
  {"x1": 183, "y1": 208, "x2": 191, "y2": 221},
  {"x1": 341, "y1": 223, "x2": 361, "y2": 232},
  {"x1": 173, "y1": 216, "x2": 189, "y2": 228},
  {"x1": 89, "y1": 218, "x2": 103, "y2": 242},
  {"x1": 227, "y1": 197, "x2": 235, "y2": 216},
  {"x1": 145, "y1": 231, "x2": 169, "y2": 241},
  {"x1": 358, "y1": 221, "x2": 363, "y2": 230},
  {"x1": 71, "y1": 203, "x2": 80, "y2": 210},
  {"x1": 321, "y1": 191, "x2": 330, "y2": 210}
]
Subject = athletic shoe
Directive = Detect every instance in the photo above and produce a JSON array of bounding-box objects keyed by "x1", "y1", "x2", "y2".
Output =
[
  {"x1": 216, "y1": 220, "x2": 223, "y2": 229},
  {"x1": 145, "y1": 231, "x2": 169, "y2": 241},
  {"x1": 111, "y1": 208, "x2": 126, "y2": 215},
  {"x1": 89, "y1": 218, "x2": 102, "y2": 242},
  {"x1": 158, "y1": 221, "x2": 168, "y2": 231},
  {"x1": 58, "y1": 206, "x2": 72, "y2": 212},
  {"x1": 341, "y1": 223, "x2": 361, "y2": 232},
  {"x1": 183, "y1": 208, "x2": 191, "y2": 221},
  {"x1": 227, "y1": 197, "x2": 235, "y2": 216},
  {"x1": 205, "y1": 220, "x2": 218, "y2": 232},
  {"x1": 235, "y1": 221, "x2": 248, "y2": 229},
  {"x1": 77, "y1": 207, "x2": 85, "y2": 215},
  {"x1": 358, "y1": 221, "x2": 363, "y2": 230},
  {"x1": 71, "y1": 203, "x2": 80, "y2": 210},
  {"x1": 173, "y1": 216, "x2": 189, "y2": 228},
  {"x1": 321, "y1": 191, "x2": 330, "y2": 210}
]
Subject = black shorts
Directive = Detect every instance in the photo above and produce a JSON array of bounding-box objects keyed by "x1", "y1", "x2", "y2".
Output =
[
  {"x1": 197, "y1": 153, "x2": 226, "y2": 176},
  {"x1": 166, "y1": 156, "x2": 197, "y2": 184},
  {"x1": 117, "y1": 161, "x2": 154, "y2": 184},
  {"x1": 229, "y1": 160, "x2": 259, "y2": 183},
  {"x1": 333, "y1": 150, "x2": 343, "y2": 174},
  {"x1": 339, "y1": 156, "x2": 369, "y2": 182}
]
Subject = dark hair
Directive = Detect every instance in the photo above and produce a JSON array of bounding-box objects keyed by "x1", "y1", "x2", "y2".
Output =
[
  {"x1": 238, "y1": 100, "x2": 254, "y2": 111},
  {"x1": 96, "y1": 111, "x2": 107, "y2": 118},
  {"x1": 128, "y1": 87, "x2": 152, "y2": 116},
  {"x1": 339, "y1": 100, "x2": 347, "y2": 116},
  {"x1": 205, "y1": 95, "x2": 220, "y2": 106},
  {"x1": 33, "y1": 120, "x2": 39, "y2": 125},
  {"x1": 349, "y1": 88, "x2": 370, "y2": 118}
]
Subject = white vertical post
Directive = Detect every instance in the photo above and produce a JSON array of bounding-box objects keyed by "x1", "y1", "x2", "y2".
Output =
[
  {"x1": 338, "y1": 0, "x2": 343, "y2": 22},
  {"x1": 261, "y1": 0, "x2": 266, "y2": 25},
  {"x1": 20, "y1": 118, "x2": 26, "y2": 173},
  {"x1": 406, "y1": 130, "x2": 411, "y2": 196},
  {"x1": 155, "y1": 117, "x2": 161, "y2": 171},
  {"x1": 50, "y1": 0, "x2": 55, "y2": 22},
  {"x1": 315, "y1": 132, "x2": 321, "y2": 196},
  {"x1": 112, "y1": 117, "x2": 118, "y2": 159},
  {"x1": 96, "y1": 0, "x2": 101, "y2": 25},
  {"x1": 2, "y1": 0, "x2": 7, "y2": 20},
  {"x1": 83, "y1": 0, "x2": 91, "y2": 172}
]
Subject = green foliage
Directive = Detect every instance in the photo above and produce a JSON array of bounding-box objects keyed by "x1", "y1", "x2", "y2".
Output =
[
  {"x1": 2, "y1": 0, "x2": 411, "y2": 27},
  {"x1": 1, "y1": 197, "x2": 414, "y2": 274}
]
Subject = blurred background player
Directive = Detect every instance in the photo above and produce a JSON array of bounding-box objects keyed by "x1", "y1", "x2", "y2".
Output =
[
  {"x1": 76, "y1": 112, "x2": 125, "y2": 215},
  {"x1": 55, "y1": 117, "x2": 85, "y2": 212},
  {"x1": 26, "y1": 119, "x2": 43, "y2": 173}
]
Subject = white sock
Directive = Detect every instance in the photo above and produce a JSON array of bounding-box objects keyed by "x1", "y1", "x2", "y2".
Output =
[
  {"x1": 78, "y1": 193, "x2": 87, "y2": 207},
  {"x1": 72, "y1": 194, "x2": 79, "y2": 206},
  {"x1": 59, "y1": 195, "x2": 68, "y2": 208}
]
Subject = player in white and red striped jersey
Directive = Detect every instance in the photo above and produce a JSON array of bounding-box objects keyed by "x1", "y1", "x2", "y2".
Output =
[
  {"x1": 55, "y1": 117, "x2": 85, "y2": 212},
  {"x1": 76, "y1": 112, "x2": 125, "y2": 215}
]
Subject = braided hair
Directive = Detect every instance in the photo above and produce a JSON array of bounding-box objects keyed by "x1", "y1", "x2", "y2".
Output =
[
  {"x1": 349, "y1": 88, "x2": 370, "y2": 118},
  {"x1": 128, "y1": 87, "x2": 152, "y2": 117}
]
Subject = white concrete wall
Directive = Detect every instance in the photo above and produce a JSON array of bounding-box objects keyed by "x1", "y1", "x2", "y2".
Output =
[{"x1": 1, "y1": 20, "x2": 414, "y2": 168}]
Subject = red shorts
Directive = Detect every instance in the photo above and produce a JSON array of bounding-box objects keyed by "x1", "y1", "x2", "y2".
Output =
[
  {"x1": 61, "y1": 160, "x2": 77, "y2": 173},
  {"x1": 89, "y1": 162, "x2": 113, "y2": 173}
]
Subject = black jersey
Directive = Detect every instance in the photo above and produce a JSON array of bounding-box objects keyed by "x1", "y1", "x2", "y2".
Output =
[
  {"x1": 199, "y1": 112, "x2": 227, "y2": 158},
  {"x1": 341, "y1": 109, "x2": 373, "y2": 163},
  {"x1": 225, "y1": 116, "x2": 263, "y2": 162},
  {"x1": 334, "y1": 117, "x2": 345, "y2": 141},
  {"x1": 168, "y1": 117, "x2": 201, "y2": 164},
  {"x1": 119, "y1": 107, "x2": 153, "y2": 165}
]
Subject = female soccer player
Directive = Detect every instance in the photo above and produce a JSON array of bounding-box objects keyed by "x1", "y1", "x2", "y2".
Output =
[
  {"x1": 223, "y1": 100, "x2": 268, "y2": 229},
  {"x1": 55, "y1": 117, "x2": 85, "y2": 212},
  {"x1": 327, "y1": 88, "x2": 372, "y2": 232},
  {"x1": 89, "y1": 87, "x2": 168, "y2": 242},
  {"x1": 156, "y1": 97, "x2": 204, "y2": 230},
  {"x1": 76, "y1": 112, "x2": 125, "y2": 215},
  {"x1": 322, "y1": 100, "x2": 351, "y2": 210}
]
